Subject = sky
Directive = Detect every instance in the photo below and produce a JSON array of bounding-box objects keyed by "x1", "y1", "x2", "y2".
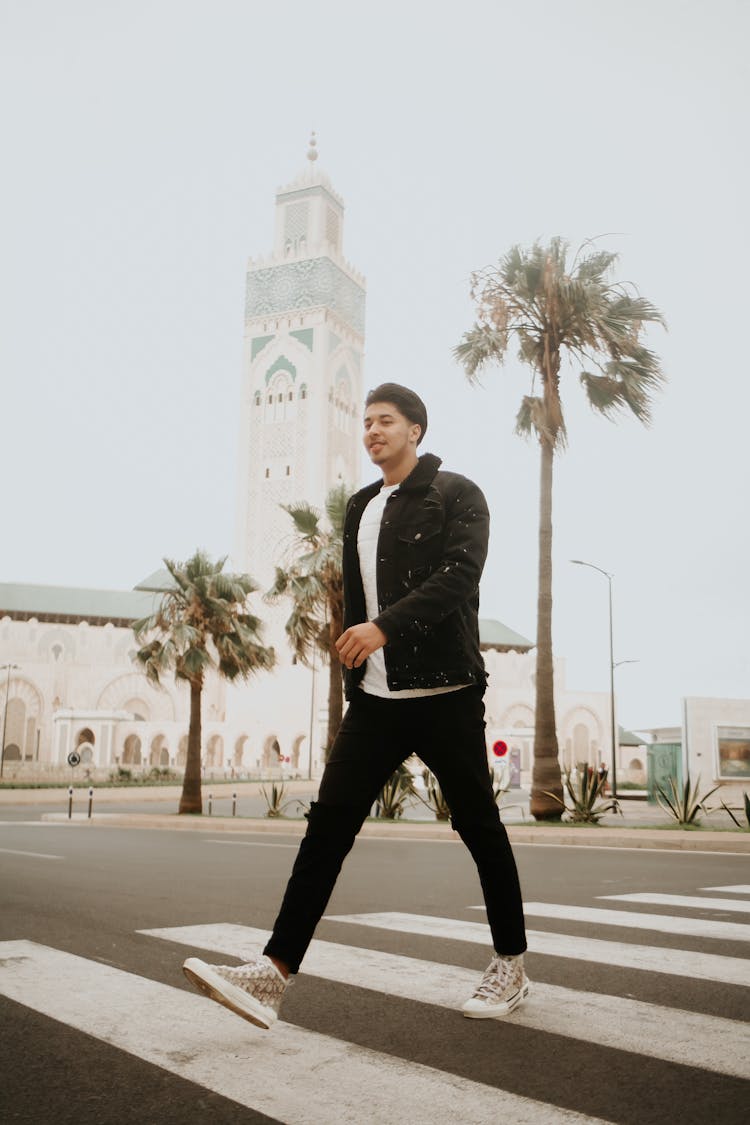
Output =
[{"x1": 2, "y1": 0, "x2": 748, "y2": 730}]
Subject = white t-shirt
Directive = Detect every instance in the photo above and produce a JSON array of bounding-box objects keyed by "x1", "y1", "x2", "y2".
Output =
[{"x1": 356, "y1": 483, "x2": 464, "y2": 699}]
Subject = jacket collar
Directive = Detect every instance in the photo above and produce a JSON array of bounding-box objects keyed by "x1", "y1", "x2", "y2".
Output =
[{"x1": 358, "y1": 452, "x2": 442, "y2": 499}]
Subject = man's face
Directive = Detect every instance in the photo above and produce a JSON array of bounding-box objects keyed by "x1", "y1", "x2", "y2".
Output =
[{"x1": 363, "y1": 401, "x2": 420, "y2": 468}]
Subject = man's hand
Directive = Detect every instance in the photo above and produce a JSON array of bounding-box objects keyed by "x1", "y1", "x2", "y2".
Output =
[{"x1": 335, "y1": 622, "x2": 387, "y2": 669}]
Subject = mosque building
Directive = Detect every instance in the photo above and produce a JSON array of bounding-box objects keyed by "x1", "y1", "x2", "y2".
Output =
[{"x1": 0, "y1": 140, "x2": 628, "y2": 789}]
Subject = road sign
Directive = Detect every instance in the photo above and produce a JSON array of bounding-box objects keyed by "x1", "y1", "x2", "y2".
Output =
[
  {"x1": 67, "y1": 750, "x2": 81, "y2": 768},
  {"x1": 492, "y1": 740, "x2": 508, "y2": 758}
]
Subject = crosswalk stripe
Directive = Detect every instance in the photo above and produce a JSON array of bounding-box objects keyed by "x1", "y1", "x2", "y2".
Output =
[
  {"x1": 325, "y1": 912, "x2": 750, "y2": 987},
  {"x1": 0, "y1": 940, "x2": 609, "y2": 1125},
  {"x1": 701, "y1": 885, "x2": 750, "y2": 895},
  {"x1": 499, "y1": 902, "x2": 750, "y2": 941},
  {"x1": 140, "y1": 923, "x2": 750, "y2": 1080},
  {"x1": 602, "y1": 893, "x2": 750, "y2": 914}
]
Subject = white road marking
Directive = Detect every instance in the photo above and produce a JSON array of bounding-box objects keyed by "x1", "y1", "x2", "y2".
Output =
[
  {"x1": 480, "y1": 902, "x2": 750, "y2": 942},
  {"x1": 325, "y1": 912, "x2": 750, "y2": 987},
  {"x1": 0, "y1": 847, "x2": 62, "y2": 860},
  {"x1": 140, "y1": 922, "x2": 750, "y2": 1080},
  {"x1": 0, "y1": 941, "x2": 609, "y2": 1125},
  {"x1": 602, "y1": 893, "x2": 750, "y2": 915},
  {"x1": 205, "y1": 839, "x2": 298, "y2": 849},
  {"x1": 701, "y1": 885, "x2": 750, "y2": 895}
]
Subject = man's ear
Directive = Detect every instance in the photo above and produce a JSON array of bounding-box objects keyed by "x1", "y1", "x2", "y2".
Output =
[{"x1": 410, "y1": 425, "x2": 421, "y2": 444}]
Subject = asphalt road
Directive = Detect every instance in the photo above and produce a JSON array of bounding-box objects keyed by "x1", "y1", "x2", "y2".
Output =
[{"x1": 0, "y1": 818, "x2": 747, "y2": 1124}]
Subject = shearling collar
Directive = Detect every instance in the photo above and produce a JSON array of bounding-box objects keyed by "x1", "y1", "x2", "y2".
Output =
[{"x1": 358, "y1": 452, "x2": 442, "y2": 500}]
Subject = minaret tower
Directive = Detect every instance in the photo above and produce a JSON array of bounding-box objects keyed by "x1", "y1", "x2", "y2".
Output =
[{"x1": 236, "y1": 136, "x2": 366, "y2": 590}]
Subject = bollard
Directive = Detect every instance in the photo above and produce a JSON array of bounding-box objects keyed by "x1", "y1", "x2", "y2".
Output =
[
  {"x1": 232, "y1": 792, "x2": 237, "y2": 817},
  {"x1": 87, "y1": 787, "x2": 94, "y2": 819},
  {"x1": 208, "y1": 792, "x2": 212, "y2": 816},
  {"x1": 67, "y1": 786, "x2": 73, "y2": 820}
]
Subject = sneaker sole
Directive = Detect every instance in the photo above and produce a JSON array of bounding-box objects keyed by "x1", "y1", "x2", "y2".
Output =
[
  {"x1": 182, "y1": 958, "x2": 278, "y2": 1030},
  {"x1": 462, "y1": 979, "x2": 531, "y2": 1019}
]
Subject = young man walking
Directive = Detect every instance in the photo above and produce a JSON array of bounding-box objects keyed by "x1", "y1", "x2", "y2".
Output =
[{"x1": 184, "y1": 383, "x2": 529, "y2": 1028}]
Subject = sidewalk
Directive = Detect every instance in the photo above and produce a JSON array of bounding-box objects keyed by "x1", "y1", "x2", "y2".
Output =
[
  {"x1": 37, "y1": 809, "x2": 750, "y2": 854},
  {"x1": 4, "y1": 783, "x2": 747, "y2": 853}
]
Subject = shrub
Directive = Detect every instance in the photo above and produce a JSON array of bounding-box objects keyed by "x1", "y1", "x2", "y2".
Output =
[
  {"x1": 375, "y1": 765, "x2": 416, "y2": 820},
  {"x1": 720, "y1": 791, "x2": 750, "y2": 830},
  {"x1": 416, "y1": 769, "x2": 451, "y2": 821},
  {"x1": 655, "y1": 774, "x2": 719, "y2": 826},
  {"x1": 260, "y1": 782, "x2": 303, "y2": 818},
  {"x1": 544, "y1": 769, "x2": 622, "y2": 824}
]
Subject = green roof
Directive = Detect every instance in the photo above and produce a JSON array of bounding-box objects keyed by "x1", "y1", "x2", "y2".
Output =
[
  {"x1": 479, "y1": 618, "x2": 533, "y2": 651},
  {"x1": 133, "y1": 568, "x2": 177, "y2": 593},
  {"x1": 618, "y1": 725, "x2": 644, "y2": 746},
  {"x1": 0, "y1": 582, "x2": 160, "y2": 626}
]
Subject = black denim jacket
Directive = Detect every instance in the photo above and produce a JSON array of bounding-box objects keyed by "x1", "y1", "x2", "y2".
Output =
[{"x1": 342, "y1": 452, "x2": 489, "y2": 699}]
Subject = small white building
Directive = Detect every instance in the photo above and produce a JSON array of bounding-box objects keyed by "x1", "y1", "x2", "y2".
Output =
[{"x1": 639, "y1": 697, "x2": 750, "y2": 801}]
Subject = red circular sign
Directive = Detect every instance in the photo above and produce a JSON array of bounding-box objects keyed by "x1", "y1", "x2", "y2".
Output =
[{"x1": 492, "y1": 740, "x2": 508, "y2": 758}]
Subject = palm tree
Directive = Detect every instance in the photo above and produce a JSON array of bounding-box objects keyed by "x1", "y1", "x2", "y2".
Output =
[
  {"x1": 455, "y1": 238, "x2": 665, "y2": 820},
  {"x1": 267, "y1": 483, "x2": 348, "y2": 759},
  {"x1": 133, "y1": 550, "x2": 275, "y2": 814}
]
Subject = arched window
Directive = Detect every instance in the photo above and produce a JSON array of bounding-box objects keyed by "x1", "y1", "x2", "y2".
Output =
[
  {"x1": 265, "y1": 371, "x2": 294, "y2": 422},
  {"x1": 333, "y1": 370, "x2": 353, "y2": 432}
]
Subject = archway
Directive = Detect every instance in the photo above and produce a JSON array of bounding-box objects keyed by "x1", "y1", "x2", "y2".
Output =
[
  {"x1": 206, "y1": 734, "x2": 224, "y2": 769},
  {"x1": 234, "y1": 735, "x2": 249, "y2": 768},
  {"x1": 291, "y1": 734, "x2": 305, "y2": 772},
  {"x1": 122, "y1": 734, "x2": 142, "y2": 766},
  {"x1": 149, "y1": 734, "x2": 169, "y2": 768},
  {"x1": 176, "y1": 735, "x2": 188, "y2": 769},
  {"x1": 262, "y1": 735, "x2": 281, "y2": 771}
]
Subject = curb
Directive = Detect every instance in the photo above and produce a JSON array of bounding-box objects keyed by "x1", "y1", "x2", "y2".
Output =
[{"x1": 39, "y1": 812, "x2": 750, "y2": 853}]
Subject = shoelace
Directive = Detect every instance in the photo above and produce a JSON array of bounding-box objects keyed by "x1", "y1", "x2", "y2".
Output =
[
  {"x1": 224, "y1": 961, "x2": 288, "y2": 991},
  {"x1": 473, "y1": 957, "x2": 518, "y2": 999}
]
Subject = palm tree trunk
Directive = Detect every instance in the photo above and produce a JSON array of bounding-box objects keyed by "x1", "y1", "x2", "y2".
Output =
[
  {"x1": 530, "y1": 437, "x2": 564, "y2": 819},
  {"x1": 179, "y1": 679, "x2": 203, "y2": 814}
]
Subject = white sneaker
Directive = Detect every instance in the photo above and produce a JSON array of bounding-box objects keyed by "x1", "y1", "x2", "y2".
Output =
[
  {"x1": 462, "y1": 953, "x2": 530, "y2": 1019},
  {"x1": 183, "y1": 953, "x2": 288, "y2": 1029}
]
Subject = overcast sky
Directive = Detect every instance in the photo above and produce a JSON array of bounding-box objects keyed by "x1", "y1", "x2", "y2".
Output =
[{"x1": 2, "y1": 0, "x2": 748, "y2": 730}]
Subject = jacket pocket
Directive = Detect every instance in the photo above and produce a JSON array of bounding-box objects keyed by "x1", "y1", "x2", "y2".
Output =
[
  {"x1": 397, "y1": 524, "x2": 442, "y2": 547},
  {"x1": 397, "y1": 524, "x2": 442, "y2": 586}
]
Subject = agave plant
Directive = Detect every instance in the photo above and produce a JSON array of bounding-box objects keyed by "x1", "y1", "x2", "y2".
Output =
[
  {"x1": 375, "y1": 765, "x2": 417, "y2": 820},
  {"x1": 260, "y1": 782, "x2": 302, "y2": 819},
  {"x1": 414, "y1": 769, "x2": 452, "y2": 821},
  {"x1": 720, "y1": 791, "x2": 750, "y2": 830},
  {"x1": 544, "y1": 768, "x2": 622, "y2": 824},
  {"x1": 655, "y1": 774, "x2": 720, "y2": 826}
]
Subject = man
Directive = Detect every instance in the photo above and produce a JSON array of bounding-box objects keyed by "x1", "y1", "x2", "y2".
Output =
[{"x1": 183, "y1": 383, "x2": 529, "y2": 1028}]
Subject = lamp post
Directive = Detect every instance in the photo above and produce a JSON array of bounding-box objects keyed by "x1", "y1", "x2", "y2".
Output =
[
  {"x1": 1, "y1": 663, "x2": 20, "y2": 779},
  {"x1": 570, "y1": 561, "x2": 620, "y2": 799}
]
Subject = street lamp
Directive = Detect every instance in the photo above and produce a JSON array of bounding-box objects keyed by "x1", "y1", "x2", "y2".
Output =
[
  {"x1": 0, "y1": 663, "x2": 20, "y2": 779},
  {"x1": 570, "y1": 561, "x2": 620, "y2": 798}
]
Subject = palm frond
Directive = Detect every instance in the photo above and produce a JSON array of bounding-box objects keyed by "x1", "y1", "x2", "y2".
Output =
[
  {"x1": 454, "y1": 324, "x2": 508, "y2": 382},
  {"x1": 579, "y1": 372, "x2": 628, "y2": 418},
  {"x1": 325, "y1": 483, "x2": 350, "y2": 535},
  {"x1": 281, "y1": 503, "x2": 322, "y2": 539}
]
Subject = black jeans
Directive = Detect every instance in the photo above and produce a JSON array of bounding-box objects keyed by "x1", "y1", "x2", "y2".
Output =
[{"x1": 264, "y1": 686, "x2": 527, "y2": 973}]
